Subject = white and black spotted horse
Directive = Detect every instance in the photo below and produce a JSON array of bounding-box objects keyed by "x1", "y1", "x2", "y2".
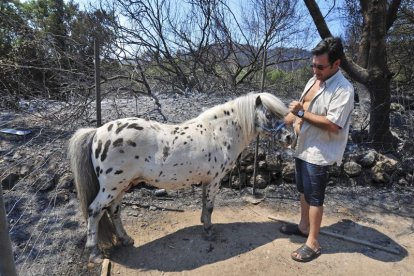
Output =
[{"x1": 68, "y1": 92, "x2": 293, "y2": 263}]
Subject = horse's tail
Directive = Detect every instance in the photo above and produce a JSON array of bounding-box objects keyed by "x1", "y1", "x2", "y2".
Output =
[{"x1": 68, "y1": 128, "x2": 117, "y2": 249}]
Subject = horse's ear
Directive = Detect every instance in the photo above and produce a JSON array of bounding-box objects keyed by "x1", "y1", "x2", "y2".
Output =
[{"x1": 255, "y1": 96, "x2": 262, "y2": 107}]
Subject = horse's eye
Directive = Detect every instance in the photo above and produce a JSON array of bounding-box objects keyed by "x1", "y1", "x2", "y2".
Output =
[{"x1": 266, "y1": 113, "x2": 272, "y2": 119}]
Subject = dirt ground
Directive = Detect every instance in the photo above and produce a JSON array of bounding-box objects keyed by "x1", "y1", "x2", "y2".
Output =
[{"x1": 103, "y1": 191, "x2": 413, "y2": 276}]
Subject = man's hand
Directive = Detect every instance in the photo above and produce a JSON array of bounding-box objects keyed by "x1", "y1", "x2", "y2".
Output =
[{"x1": 288, "y1": 101, "x2": 304, "y2": 114}]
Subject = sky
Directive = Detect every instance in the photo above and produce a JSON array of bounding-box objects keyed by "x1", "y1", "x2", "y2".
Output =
[{"x1": 71, "y1": 0, "x2": 346, "y2": 49}]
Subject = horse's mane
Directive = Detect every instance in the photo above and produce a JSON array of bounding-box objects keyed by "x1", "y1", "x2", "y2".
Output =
[{"x1": 193, "y1": 92, "x2": 288, "y2": 138}]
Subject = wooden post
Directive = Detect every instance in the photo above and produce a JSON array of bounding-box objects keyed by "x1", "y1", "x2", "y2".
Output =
[
  {"x1": 0, "y1": 185, "x2": 17, "y2": 276},
  {"x1": 94, "y1": 38, "x2": 102, "y2": 127}
]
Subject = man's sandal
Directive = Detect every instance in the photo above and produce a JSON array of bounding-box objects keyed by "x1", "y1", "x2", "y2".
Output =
[{"x1": 291, "y1": 244, "x2": 321, "y2": 262}]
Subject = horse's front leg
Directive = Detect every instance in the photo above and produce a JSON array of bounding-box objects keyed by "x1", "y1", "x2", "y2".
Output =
[
  {"x1": 201, "y1": 180, "x2": 220, "y2": 240},
  {"x1": 108, "y1": 192, "x2": 134, "y2": 247}
]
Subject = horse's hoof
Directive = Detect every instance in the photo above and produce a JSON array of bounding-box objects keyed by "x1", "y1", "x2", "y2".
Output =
[
  {"x1": 121, "y1": 236, "x2": 134, "y2": 246},
  {"x1": 88, "y1": 247, "x2": 104, "y2": 264}
]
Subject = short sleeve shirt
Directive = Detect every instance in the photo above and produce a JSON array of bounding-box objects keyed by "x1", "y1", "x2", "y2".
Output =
[{"x1": 295, "y1": 70, "x2": 354, "y2": 166}]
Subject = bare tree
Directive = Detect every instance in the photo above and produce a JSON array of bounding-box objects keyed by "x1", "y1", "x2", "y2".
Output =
[{"x1": 304, "y1": 0, "x2": 403, "y2": 151}]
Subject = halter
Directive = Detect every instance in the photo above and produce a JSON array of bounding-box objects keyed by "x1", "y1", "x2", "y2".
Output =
[{"x1": 262, "y1": 121, "x2": 286, "y2": 134}]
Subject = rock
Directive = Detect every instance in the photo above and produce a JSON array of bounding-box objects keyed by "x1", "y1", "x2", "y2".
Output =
[
  {"x1": 35, "y1": 173, "x2": 56, "y2": 192},
  {"x1": 245, "y1": 165, "x2": 254, "y2": 174},
  {"x1": 249, "y1": 173, "x2": 268, "y2": 189},
  {"x1": 358, "y1": 150, "x2": 377, "y2": 168},
  {"x1": 282, "y1": 162, "x2": 295, "y2": 183},
  {"x1": 258, "y1": 160, "x2": 267, "y2": 170},
  {"x1": 376, "y1": 155, "x2": 399, "y2": 174},
  {"x1": 154, "y1": 189, "x2": 167, "y2": 197},
  {"x1": 19, "y1": 164, "x2": 33, "y2": 177},
  {"x1": 1, "y1": 173, "x2": 19, "y2": 190},
  {"x1": 398, "y1": 178, "x2": 409, "y2": 186},
  {"x1": 390, "y1": 102, "x2": 405, "y2": 112},
  {"x1": 371, "y1": 165, "x2": 390, "y2": 184},
  {"x1": 343, "y1": 161, "x2": 362, "y2": 177}
]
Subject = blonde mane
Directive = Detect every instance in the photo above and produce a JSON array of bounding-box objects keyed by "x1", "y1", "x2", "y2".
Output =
[{"x1": 193, "y1": 92, "x2": 288, "y2": 138}]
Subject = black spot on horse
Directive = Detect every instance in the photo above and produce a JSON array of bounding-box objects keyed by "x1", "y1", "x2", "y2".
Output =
[
  {"x1": 119, "y1": 149, "x2": 124, "y2": 154},
  {"x1": 184, "y1": 126, "x2": 189, "y2": 129},
  {"x1": 135, "y1": 155, "x2": 139, "y2": 159},
  {"x1": 95, "y1": 166, "x2": 100, "y2": 177},
  {"x1": 127, "y1": 140, "x2": 137, "y2": 147},
  {"x1": 163, "y1": 146, "x2": 170, "y2": 161},
  {"x1": 113, "y1": 138, "x2": 123, "y2": 147},
  {"x1": 95, "y1": 140, "x2": 103, "y2": 159},
  {"x1": 101, "y1": 140, "x2": 111, "y2": 162},
  {"x1": 159, "y1": 171, "x2": 163, "y2": 177},
  {"x1": 127, "y1": 123, "x2": 144, "y2": 130},
  {"x1": 114, "y1": 170, "x2": 123, "y2": 175},
  {"x1": 112, "y1": 187, "x2": 117, "y2": 191},
  {"x1": 108, "y1": 124, "x2": 114, "y2": 132},
  {"x1": 215, "y1": 172, "x2": 219, "y2": 177},
  {"x1": 116, "y1": 122, "x2": 129, "y2": 134},
  {"x1": 106, "y1": 168, "x2": 113, "y2": 174}
]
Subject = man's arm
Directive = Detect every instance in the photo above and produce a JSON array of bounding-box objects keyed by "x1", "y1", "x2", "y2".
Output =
[{"x1": 288, "y1": 101, "x2": 340, "y2": 133}]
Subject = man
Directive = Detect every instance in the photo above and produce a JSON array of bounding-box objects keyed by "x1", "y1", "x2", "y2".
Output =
[{"x1": 281, "y1": 37, "x2": 354, "y2": 262}]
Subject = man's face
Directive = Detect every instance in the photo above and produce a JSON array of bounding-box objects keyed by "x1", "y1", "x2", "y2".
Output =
[{"x1": 311, "y1": 53, "x2": 340, "y2": 81}]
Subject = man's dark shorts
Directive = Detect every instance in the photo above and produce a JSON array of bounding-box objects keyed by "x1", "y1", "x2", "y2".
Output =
[{"x1": 295, "y1": 158, "x2": 328, "y2": 206}]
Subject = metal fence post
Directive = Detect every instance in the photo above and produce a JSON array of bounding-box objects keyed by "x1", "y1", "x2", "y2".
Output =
[{"x1": 0, "y1": 185, "x2": 17, "y2": 276}]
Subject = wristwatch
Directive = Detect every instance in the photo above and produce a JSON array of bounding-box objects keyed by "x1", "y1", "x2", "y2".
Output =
[{"x1": 296, "y1": 110, "x2": 305, "y2": 118}]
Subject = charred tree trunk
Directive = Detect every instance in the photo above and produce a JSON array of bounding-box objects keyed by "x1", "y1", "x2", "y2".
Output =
[{"x1": 304, "y1": 0, "x2": 401, "y2": 151}]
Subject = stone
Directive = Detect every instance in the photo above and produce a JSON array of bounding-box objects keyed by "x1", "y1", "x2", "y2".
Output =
[
  {"x1": 371, "y1": 165, "x2": 390, "y2": 184},
  {"x1": 19, "y1": 164, "x2": 33, "y2": 177},
  {"x1": 390, "y1": 102, "x2": 405, "y2": 112},
  {"x1": 249, "y1": 173, "x2": 268, "y2": 189},
  {"x1": 358, "y1": 150, "x2": 377, "y2": 168},
  {"x1": 258, "y1": 160, "x2": 267, "y2": 170},
  {"x1": 343, "y1": 161, "x2": 362, "y2": 177},
  {"x1": 282, "y1": 162, "x2": 295, "y2": 183}
]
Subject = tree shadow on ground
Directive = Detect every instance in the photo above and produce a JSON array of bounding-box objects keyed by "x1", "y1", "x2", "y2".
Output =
[
  {"x1": 286, "y1": 219, "x2": 408, "y2": 262},
  {"x1": 111, "y1": 219, "x2": 407, "y2": 272}
]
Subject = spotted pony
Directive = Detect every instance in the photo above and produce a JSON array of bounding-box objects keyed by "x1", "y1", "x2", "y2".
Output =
[{"x1": 68, "y1": 92, "x2": 293, "y2": 263}]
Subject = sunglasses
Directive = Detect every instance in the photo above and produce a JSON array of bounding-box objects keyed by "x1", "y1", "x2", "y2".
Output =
[{"x1": 309, "y1": 63, "x2": 331, "y2": 70}]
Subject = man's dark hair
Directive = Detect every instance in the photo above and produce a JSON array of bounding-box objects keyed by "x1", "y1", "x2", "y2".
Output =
[{"x1": 311, "y1": 37, "x2": 344, "y2": 64}]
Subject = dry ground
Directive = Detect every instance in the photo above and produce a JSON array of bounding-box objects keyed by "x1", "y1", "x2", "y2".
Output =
[{"x1": 104, "y1": 194, "x2": 413, "y2": 276}]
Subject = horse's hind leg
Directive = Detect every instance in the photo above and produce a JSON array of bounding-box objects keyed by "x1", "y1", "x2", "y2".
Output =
[
  {"x1": 201, "y1": 180, "x2": 220, "y2": 239},
  {"x1": 86, "y1": 190, "x2": 119, "y2": 263},
  {"x1": 108, "y1": 192, "x2": 134, "y2": 246}
]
